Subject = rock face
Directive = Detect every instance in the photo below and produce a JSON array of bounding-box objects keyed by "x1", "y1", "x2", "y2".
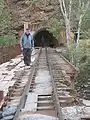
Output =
[
  {"x1": 7, "y1": 0, "x2": 59, "y2": 31},
  {"x1": 84, "y1": 79, "x2": 90, "y2": 100}
]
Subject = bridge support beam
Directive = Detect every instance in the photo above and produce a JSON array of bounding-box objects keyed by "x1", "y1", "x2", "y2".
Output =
[
  {"x1": 70, "y1": 75, "x2": 75, "y2": 89},
  {"x1": 24, "y1": 22, "x2": 28, "y2": 32}
]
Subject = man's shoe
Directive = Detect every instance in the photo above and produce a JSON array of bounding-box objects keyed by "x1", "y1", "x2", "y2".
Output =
[
  {"x1": 30, "y1": 63, "x2": 33, "y2": 66},
  {"x1": 25, "y1": 66, "x2": 30, "y2": 69},
  {"x1": 27, "y1": 64, "x2": 30, "y2": 66}
]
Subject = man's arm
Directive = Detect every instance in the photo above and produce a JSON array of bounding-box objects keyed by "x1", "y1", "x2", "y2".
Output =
[
  {"x1": 20, "y1": 36, "x2": 23, "y2": 51},
  {"x1": 31, "y1": 36, "x2": 34, "y2": 49}
]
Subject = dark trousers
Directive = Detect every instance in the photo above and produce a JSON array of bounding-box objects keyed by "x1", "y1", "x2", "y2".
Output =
[{"x1": 23, "y1": 48, "x2": 31, "y2": 66}]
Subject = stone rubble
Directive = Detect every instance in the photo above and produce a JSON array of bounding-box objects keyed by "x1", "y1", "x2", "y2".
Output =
[
  {"x1": 2, "y1": 106, "x2": 17, "y2": 117},
  {"x1": 1, "y1": 115, "x2": 14, "y2": 120},
  {"x1": 0, "y1": 106, "x2": 17, "y2": 120},
  {"x1": 62, "y1": 105, "x2": 90, "y2": 120}
]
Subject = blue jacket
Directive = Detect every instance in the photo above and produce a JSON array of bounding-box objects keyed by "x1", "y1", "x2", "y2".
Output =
[{"x1": 20, "y1": 33, "x2": 34, "y2": 49}]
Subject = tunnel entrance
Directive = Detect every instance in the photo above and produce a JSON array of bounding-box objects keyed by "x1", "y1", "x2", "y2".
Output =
[{"x1": 33, "y1": 28, "x2": 58, "y2": 47}]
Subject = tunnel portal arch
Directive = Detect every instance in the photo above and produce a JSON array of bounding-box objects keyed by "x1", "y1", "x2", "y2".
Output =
[{"x1": 33, "y1": 27, "x2": 58, "y2": 47}]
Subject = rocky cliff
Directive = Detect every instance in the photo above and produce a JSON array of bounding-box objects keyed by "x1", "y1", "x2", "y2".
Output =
[{"x1": 6, "y1": 0, "x2": 60, "y2": 31}]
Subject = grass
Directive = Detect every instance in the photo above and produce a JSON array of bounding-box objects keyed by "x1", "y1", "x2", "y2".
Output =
[{"x1": 0, "y1": 35, "x2": 19, "y2": 45}]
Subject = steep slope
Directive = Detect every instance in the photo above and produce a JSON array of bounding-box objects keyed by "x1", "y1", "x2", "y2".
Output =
[{"x1": 7, "y1": 0, "x2": 60, "y2": 31}]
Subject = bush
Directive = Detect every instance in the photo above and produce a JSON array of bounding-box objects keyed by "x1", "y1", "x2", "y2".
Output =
[
  {"x1": 0, "y1": 35, "x2": 18, "y2": 45},
  {"x1": 68, "y1": 39, "x2": 90, "y2": 98}
]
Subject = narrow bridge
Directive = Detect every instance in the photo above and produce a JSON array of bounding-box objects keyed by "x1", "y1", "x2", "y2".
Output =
[
  {"x1": 0, "y1": 24, "x2": 90, "y2": 120},
  {"x1": 0, "y1": 46, "x2": 90, "y2": 120}
]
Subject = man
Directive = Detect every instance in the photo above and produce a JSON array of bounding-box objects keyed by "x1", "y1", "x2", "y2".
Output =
[{"x1": 20, "y1": 28, "x2": 34, "y2": 66}]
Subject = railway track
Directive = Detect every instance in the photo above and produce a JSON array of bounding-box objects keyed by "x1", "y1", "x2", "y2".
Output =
[{"x1": 0, "y1": 47, "x2": 89, "y2": 120}]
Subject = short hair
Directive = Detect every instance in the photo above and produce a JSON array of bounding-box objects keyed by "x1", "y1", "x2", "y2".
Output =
[{"x1": 26, "y1": 28, "x2": 30, "y2": 30}]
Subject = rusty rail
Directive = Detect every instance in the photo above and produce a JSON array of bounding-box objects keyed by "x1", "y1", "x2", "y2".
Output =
[
  {"x1": 46, "y1": 48, "x2": 64, "y2": 120},
  {"x1": 55, "y1": 49, "x2": 79, "y2": 74},
  {"x1": 60, "y1": 54, "x2": 79, "y2": 74},
  {"x1": 13, "y1": 48, "x2": 41, "y2": 120}
]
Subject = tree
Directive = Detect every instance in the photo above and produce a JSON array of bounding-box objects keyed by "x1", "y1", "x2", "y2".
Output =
[
  {"x1": 58, "y1": 0, "x2": 72, "y2": 46},
  {"x1": 0, "y1": 0, "x2": 18, "y2": 45},
  {"x1": 81, "y1": 9, "x2": 90, "y2": 39},
  {"x1": 0, "y1": 0, "x2": 11, "y2": 34},
  {"x1": 58, "y1": 0, "x2": 90, "y2": 46},
  {"x1": 76, "y1": 0, "x2": 90, "y2": 46}
]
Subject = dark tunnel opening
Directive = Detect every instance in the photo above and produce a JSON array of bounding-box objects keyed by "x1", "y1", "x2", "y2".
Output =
[{"x1": 33, "y1": 29, "x2": 58, "y2": 47}]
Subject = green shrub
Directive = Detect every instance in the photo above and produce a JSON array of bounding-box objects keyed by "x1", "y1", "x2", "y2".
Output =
[
  {"x1": 68, "y1": 39, "x2": 90, "y2": 98},
  {"x1": 0, "y1": 35, "x2": 18, "y2": 45}
]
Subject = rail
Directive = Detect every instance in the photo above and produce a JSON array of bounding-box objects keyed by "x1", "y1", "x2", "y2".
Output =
[
  {"x1": 13, "y1": 48, "x2": 41, "y2": 120},
  {"x1": 46, "y1": 48, "x2": 64, "y2": 120},
  {"x1": 0, "y1": 47, "x2": 84, "y2": 120}
]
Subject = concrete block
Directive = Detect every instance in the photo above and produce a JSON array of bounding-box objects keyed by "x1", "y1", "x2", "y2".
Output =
[
  {"x1": 26, "y1": 93, "x2": 38, "y2": 104},
  {"x1": 24, "y1": 103, "x2": 37, "y2": 112}
]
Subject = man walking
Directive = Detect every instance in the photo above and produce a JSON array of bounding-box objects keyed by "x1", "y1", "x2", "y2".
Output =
[{"x1": 20, "y1": 28, "x2": 34, "y2": 66}]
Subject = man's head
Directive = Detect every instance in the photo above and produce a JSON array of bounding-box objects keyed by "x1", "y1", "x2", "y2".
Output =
[{"x1": 25, "y1": 28, "x2": 30, "y2": 35}]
